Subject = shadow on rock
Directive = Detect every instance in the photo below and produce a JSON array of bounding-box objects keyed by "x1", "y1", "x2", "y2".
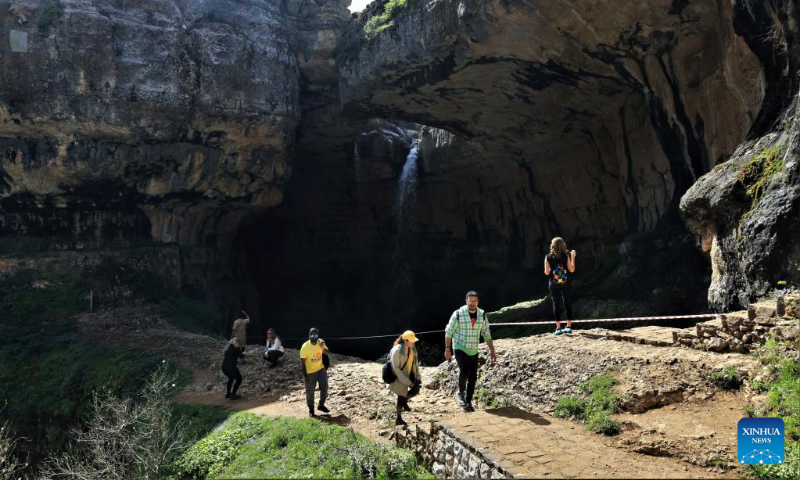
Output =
[{"x1": 485, "y1": 406, "x2": 550, "y2": 425}]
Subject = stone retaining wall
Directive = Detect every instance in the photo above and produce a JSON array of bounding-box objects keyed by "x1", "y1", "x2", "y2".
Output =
[
  {"x1": 675, "y1": 297, "x2": 800, "y2": 353},
  {"x1": 394, "y1": 422, "x2": 512, "y2": 479}
]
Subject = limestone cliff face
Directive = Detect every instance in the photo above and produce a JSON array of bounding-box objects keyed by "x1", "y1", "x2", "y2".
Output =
[
  {"x1": 0, "y1": 0, "x2": 351, "y2": 327},
  {"x1": 0, "y1": 0, "x2": 793, "y2": 340},
  {"x1": 247, "y1": 0, "x2": 767, "y2": 340},
  {"x1": 0, "y1": 0, "x2": 348, "y2": 245},
  {"x1": 339, "y1": 0, "x2": 763, "y2": 254},
  {"x1": 681, "y1": 0, "x2": 800, "y2": 311}
]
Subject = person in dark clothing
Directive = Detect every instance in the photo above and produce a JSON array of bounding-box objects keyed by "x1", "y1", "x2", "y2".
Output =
[
  {"x1": 222, "y1": 337, "x2": 245, "y2": 399},
  {"x1": 544, "y1": 237, "x2": 577, "y2": 335}
]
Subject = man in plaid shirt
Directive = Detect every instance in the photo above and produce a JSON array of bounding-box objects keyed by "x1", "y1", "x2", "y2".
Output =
[{"x1": 445, "y1": 291, "x2": 497, "y2": 412}]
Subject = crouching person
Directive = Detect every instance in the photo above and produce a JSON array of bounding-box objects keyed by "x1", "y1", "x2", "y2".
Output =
[{"x1": 264, "y1": 328, "x2": 284, "y2": 367}]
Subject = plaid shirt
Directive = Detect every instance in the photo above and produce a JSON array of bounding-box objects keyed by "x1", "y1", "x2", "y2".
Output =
[{"x1": 445, "y1": 306, "x2": 491, "y2": 356}]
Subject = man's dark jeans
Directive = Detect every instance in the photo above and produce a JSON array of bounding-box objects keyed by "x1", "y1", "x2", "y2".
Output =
[{"x1": 454, "y1": 349, "x2": 478, "y2": 404}]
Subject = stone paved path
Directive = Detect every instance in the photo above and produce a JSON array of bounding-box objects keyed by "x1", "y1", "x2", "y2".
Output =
[
  {"x1": 579, "y1": 325, "x2": 690, "y2": 346},
  {"x1": 439, "y1": 408, "x2": 733, "y2": 478}
]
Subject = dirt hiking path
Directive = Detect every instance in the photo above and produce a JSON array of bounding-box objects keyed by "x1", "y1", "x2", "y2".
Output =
[{"x1": 79, "y1": 307, "x2": 759, "y2": 478}]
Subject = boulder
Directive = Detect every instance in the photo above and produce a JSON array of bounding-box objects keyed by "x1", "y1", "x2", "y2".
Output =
[{"x1": 705, "y1": 337, "x2": 728, "y2": 352}]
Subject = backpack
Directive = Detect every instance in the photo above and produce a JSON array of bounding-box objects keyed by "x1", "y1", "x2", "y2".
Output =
[
  {"x1": 550, "y1": 255, "x2": 568, "y2": 284},
  {"x1": 552, "y1": 263, "x2": 568, "y2": 284},
  {"x1": 381, "y1": 349, "x2": 410, "y2": 384}
]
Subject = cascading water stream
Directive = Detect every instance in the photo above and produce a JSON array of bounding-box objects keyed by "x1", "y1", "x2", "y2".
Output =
[
  {"x1": 392, "y1": 139, "x2": 420, "y2": 304},
  {"x1": 394, "y1": 139, "x2": 419, "y2": 227}
]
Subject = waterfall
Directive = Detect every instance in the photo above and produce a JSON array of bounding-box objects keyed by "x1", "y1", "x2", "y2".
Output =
[
  {"x1": 391, "y1": 139, "x2": 420, "y2": 307},
  {"x1": 394, "y1": 139, "x2": 419, "y2": 227}
]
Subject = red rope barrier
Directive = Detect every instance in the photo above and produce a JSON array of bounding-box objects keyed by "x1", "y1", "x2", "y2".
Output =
[{"x1": 490, "y1": 313, "x2": 718, "y2": 327}]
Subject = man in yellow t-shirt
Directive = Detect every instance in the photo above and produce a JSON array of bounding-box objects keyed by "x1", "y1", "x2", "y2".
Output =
[{"x1": 300, "y1": 327, "x2": 330, "y2": 416}]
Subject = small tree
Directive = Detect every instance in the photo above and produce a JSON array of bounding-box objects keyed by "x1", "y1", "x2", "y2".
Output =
[
  {"x1": 41, "y1": 365, "x2": 185, "y2": 479},
  {"x1": 0, "y1": 417, "x2": 27, "y2": 480}
]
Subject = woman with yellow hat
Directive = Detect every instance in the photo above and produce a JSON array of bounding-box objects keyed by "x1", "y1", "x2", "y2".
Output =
[{"x1": 389, "y1": 330, "x2": 422, "y2": 426}]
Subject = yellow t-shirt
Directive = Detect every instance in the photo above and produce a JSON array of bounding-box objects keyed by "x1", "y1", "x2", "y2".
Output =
[{"x1": 300, "y1": 340, "x2": 324, "y2": 374}]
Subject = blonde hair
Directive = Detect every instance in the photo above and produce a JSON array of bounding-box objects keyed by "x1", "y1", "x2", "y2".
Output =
[{"x1": 550, "y1": 237, "x2": 567, "y2": 258}]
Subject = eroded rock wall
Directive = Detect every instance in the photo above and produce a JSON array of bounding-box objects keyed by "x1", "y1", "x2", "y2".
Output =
[
  {"x1": 0, "y1": 0, "x2": 303, "y2": 241},
  {"x1": 247, "y1": 0, "x2": 766, "y2": 343},
  {"x1": 0, "y1": 0, "x2": 790, "y2": 340},
  {"x1": 681, "y1": 0, "x2": 800, "y2": 311},
  {"x1": 0, "y1": 0, "x2": 350, "y2": 318},
  {"x1": 339, "y1": 0, "x2": 763, "y2": 251}
]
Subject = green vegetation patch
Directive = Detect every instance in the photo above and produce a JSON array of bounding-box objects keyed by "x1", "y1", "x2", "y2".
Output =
[
  {"x1": 0, "y1": 322, "x2": 190, "y2": 454},
  {"x1": 0, "y1": 269, "x2": 88, "y2": 326},
  {"x1": 709, "y1": 366, "x2": 744, "y2": 390},
  {"x1": 38, "y1": 1, "x2": 65, "y2": 31},
  {"x1": 747, "y1": 340, "x2": 800, "y2": 479},
  {"x1": 161, "y1": 404, "x2": 232, "y2": 478},
  {"x1": 738, "y1": 143, "x2": 786, "y2": 219},
  {"x1": 554, "y1": 395, "x2": 584, "y2": 418},
  {"x1": 364, "y1": 0, "x2": 410, "y2": 40},
  {"x1": 98, "y1": 250, "x2": 224, "y2": 336},
  {"x1": 0, "y1": 235, "x2": 54, "y2": 258},
  {"x1": 173, "y1": 413, "x2": 431, "y2": 479},
  {"x1": 170, "y1": 404, "x2": 231, "y2": 445},
  {"x1": 475, "y1": 384, "x2": 509, "y2": 409},
  {"x1": 554, "y1": 373, "x2": 620, "y2": 436},
  {"x1": 155, "y1": 291, "x2": 223, "y2": 335}
]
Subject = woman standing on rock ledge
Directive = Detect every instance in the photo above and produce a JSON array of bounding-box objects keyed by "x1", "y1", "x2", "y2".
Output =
[{"x1": 544, "y1": 237, "x2": 576, "y2": 335}]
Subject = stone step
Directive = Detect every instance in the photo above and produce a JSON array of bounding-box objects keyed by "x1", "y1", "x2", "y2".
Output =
[
  {"x1": 748, "y1": 300, "x2": 779, "y2": 320},
  {"x1": 575, "y1": 296, "x2": 798, "y2": 355},
  {"x1": 671, "y1": 328, "x2": 697, "y2": 344},
  {"x1": 579, "y1": 326, "x2": 683, "y2": 347}
]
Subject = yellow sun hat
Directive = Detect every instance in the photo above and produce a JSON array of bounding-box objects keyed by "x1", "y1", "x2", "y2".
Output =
[{"x1": 401, "y1": 330, "x2": 419, "y2": 343}]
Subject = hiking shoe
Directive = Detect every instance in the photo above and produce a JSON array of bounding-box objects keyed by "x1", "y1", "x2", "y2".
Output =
[
  {"x1": 456, "y1": 392, "x2": 466, "y2": 407},
  {"x1": 465, "y1": 404, "x2": 475, "y2": 413},
  {"x1": 554, "y1": 329, "x2": 563, "y2": 336},
  {"x1": 317, "y1": 404, "x2": 330, "y2": 413},
  {"x1": 563, "y1": 327, "x2": 573, "y2": 334},
  {"x1": 395, "y1": 417, "x2": 407, "y2": 426},
  {"x1": 225, "y1": 393, "x2": 231, "y2": 399},
  {"x1": 229, "y1": 394, "x2": 241, "y2": 400}
]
